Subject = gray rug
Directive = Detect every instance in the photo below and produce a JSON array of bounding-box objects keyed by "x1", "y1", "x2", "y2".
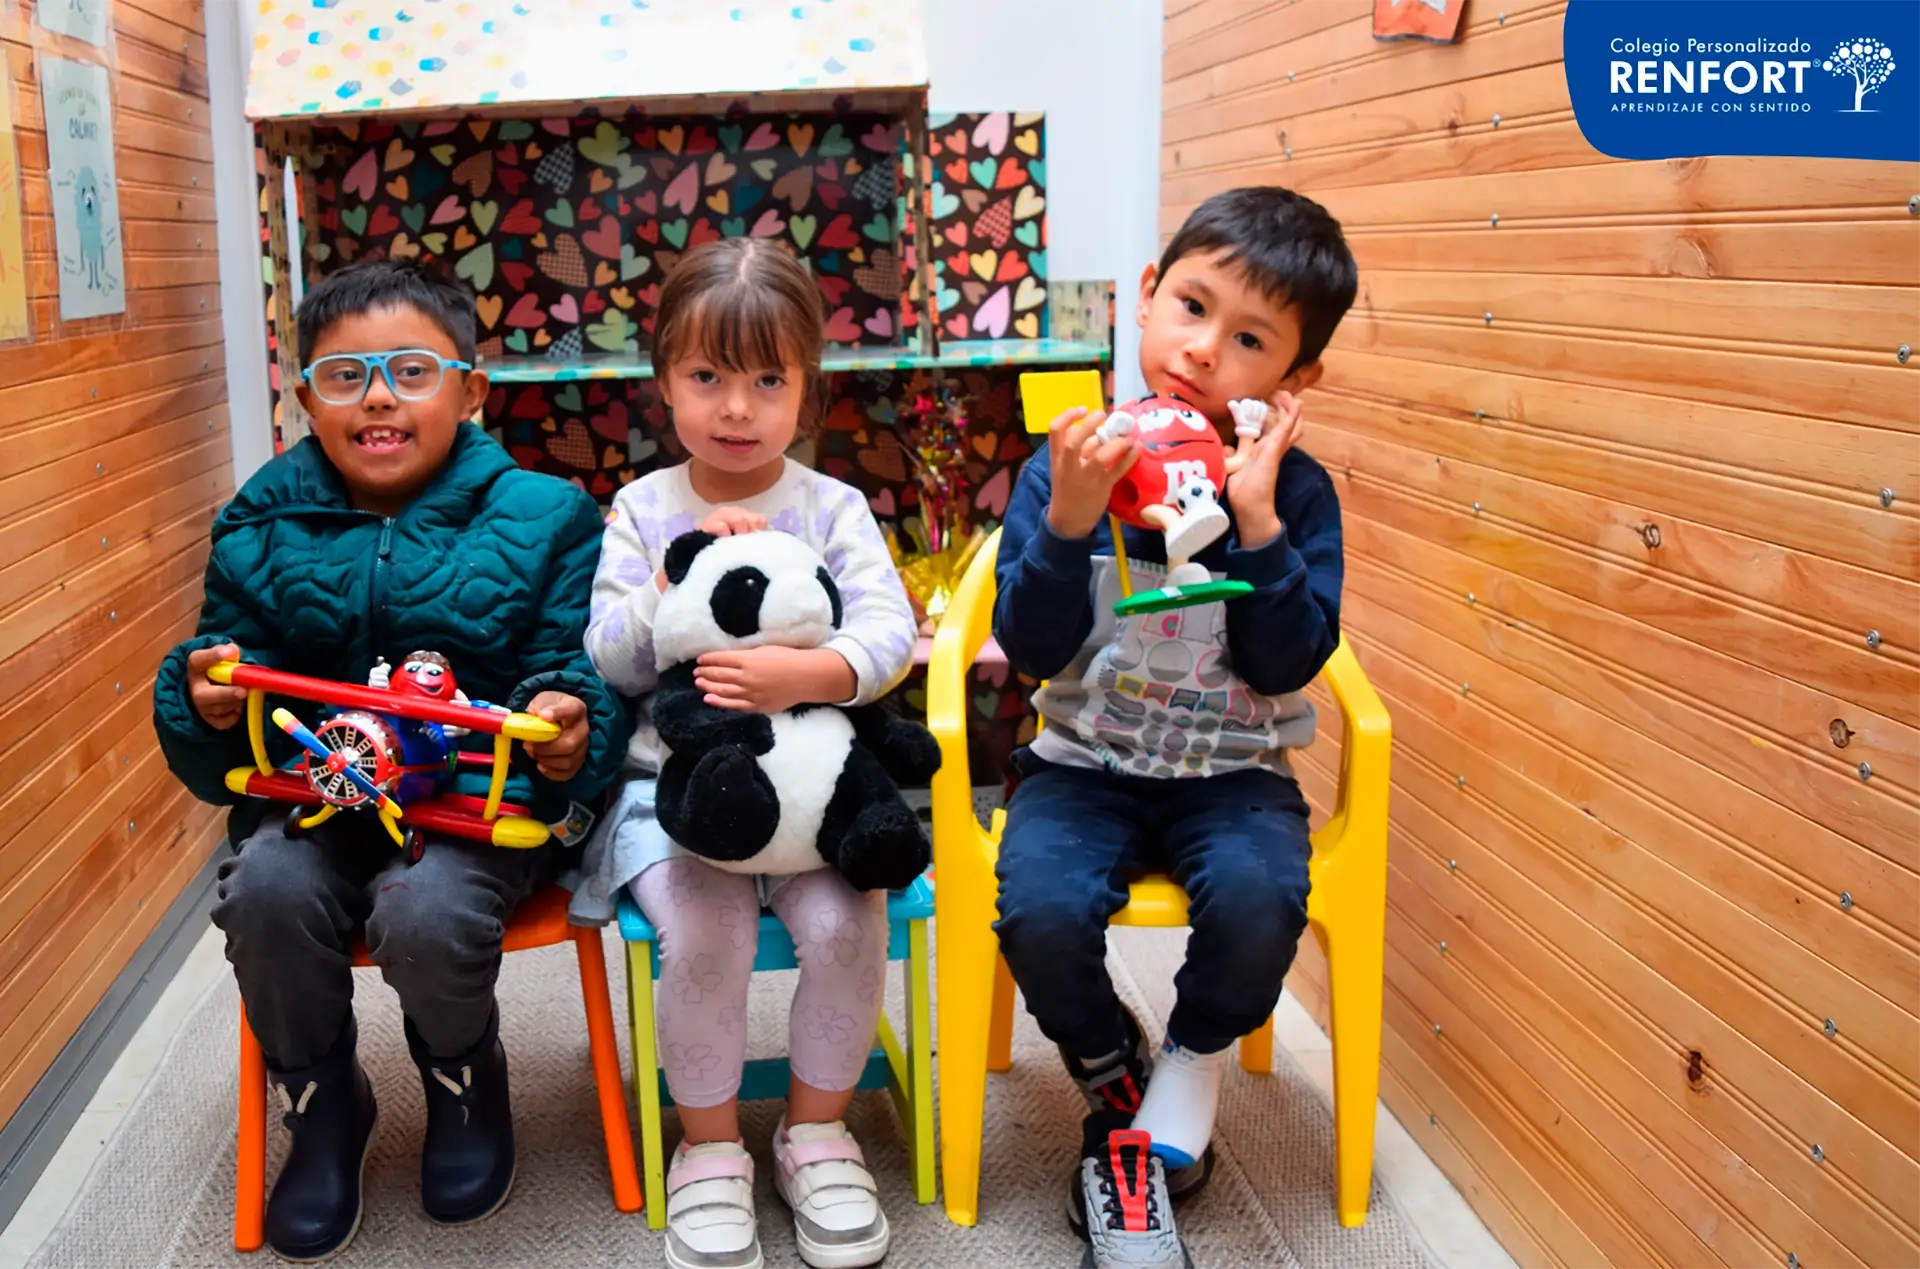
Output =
[{"x1": 28, "y1": 923, "x2": 1435, "y2": 1268}]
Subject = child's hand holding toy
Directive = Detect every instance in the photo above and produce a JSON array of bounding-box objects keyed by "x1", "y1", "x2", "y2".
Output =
[
  {"x1": 523, "y1": 691, "x2": 591, "y2": 781},
  {"x1": 187, "y1": 643, "x2": 247, "y2": 730},
  {"x1": 1225, "y1": 390, "x2": 1305, "y2": 551},
  {"x1": 1045, "y1": 406, "x2": 1141, "y2": 540}
]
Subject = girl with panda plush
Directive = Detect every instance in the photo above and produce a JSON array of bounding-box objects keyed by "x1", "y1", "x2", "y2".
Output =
[{"x1": 575, "y1": 237, "x2": 918, "y2": 1269}]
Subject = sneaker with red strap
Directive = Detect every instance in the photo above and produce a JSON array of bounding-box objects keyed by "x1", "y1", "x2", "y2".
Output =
[
  {"x1": 1061, "y1": 1007, "x2": 1155, "y2": 1119},
  {"x1": 1068, "y1": 1124, "x2": 1192, "y2": 1269},
  {"x1": 770, "y1": 1117, "x2": 890, "y2": 1269},
  {"x1": 663, "y1": 1139, "x2": 762, "y2": 1269},
  {"x1": 1063, "y1": 1011, "x2": 1215, "y2": 1203}
]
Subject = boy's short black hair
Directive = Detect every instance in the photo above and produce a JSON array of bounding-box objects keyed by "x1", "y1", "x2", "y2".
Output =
[
  {"x1": 1157, "y1": 187, "x2": 1358, "y2": 374},
  {"x1": 296, "y1": 258, "x2": 479, "y2": 365}
]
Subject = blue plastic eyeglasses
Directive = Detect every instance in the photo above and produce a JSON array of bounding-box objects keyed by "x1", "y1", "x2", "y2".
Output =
[{"x1": 300, "y1": 349, "x2": 474, "y2": 406}]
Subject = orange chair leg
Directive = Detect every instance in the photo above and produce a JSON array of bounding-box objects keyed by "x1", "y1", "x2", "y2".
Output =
[
  {"x1": 236, "y1": 1008, "x2": 268, "y2": 1253},
  {"x1": 1240, "y1": 1013, "x2": 1275, "y2": 1074},
  {"x1": 574, "y1": 926, "x2": 643, "y2": 1214},
  {"x1": 987, "y1": 953, "x2": 1016, "y2": 1073}
]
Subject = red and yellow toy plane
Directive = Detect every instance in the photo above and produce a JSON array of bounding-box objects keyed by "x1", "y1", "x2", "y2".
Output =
[{"x1": 206, "y1": 652, "x2": 562, "y2": 863}]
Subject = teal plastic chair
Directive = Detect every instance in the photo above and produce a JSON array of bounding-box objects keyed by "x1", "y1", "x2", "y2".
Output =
[{"x1": 615, "y1": 874, "x2": 937, "y2": 1228}]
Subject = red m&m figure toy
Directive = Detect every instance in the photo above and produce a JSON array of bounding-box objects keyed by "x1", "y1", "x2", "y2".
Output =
[{"x1": 1096, "y1": 392, "x2": 1283, "y2": 613}]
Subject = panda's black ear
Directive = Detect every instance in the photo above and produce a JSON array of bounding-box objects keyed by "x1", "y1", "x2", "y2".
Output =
[
  {"x1": 663, "y1": 530, "x2": 717, "y2": 586},
  {"x1": 815, "y1": 566, "x2": 844, "y2": 629}
]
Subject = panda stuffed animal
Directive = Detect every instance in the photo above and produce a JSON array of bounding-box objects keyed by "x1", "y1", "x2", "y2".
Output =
[{"x1": 649, "y1": 528, "x2": 940, "y2": 892}]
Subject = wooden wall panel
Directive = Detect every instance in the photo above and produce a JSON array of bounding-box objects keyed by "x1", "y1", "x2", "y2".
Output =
[
  {"x1": 1164, "y1": 4, "x2": 1920, "y2": 1265},
  {"x1": 0, "y1": 1, "x2": 226, "y2": 1130}
]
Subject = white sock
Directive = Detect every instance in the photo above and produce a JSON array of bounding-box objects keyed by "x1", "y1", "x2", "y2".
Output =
[{"x1": 1130, "y1": 1038, "x2": 1229, "y2": 1168}]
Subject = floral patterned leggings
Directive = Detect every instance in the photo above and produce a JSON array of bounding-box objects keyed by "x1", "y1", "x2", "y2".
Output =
[{"x1": 631, "y1": 855, "x2": 889, "y2": 1108}]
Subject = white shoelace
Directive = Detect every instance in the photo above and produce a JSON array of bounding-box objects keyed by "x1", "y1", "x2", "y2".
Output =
[{"x1": 431, "y1": 1066, "x2": 473, "y2": 1123}]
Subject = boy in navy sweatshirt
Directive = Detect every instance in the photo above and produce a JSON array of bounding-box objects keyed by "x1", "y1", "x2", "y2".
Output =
[{"x1": 992, "y1": 187, "x2": 1356, "y2": 1266}]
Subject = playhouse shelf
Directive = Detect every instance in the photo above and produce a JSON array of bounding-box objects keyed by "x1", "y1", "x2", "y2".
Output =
[{"x1": 486, "y1": 339, "x2": 1110, "y2": 384}]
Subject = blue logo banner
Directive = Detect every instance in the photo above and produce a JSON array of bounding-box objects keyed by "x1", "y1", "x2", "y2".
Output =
[{"x1": 1565, "y1": 0, "x2": 1920, "y2": 160}]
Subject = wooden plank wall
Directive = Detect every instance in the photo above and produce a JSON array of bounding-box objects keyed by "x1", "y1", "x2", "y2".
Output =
[
  {"x1": 0, "y1": 0, "x2": 227, "y2": 1128},
  {"x1": 1162, "y1": 3, "x2": 1920, "y2": 1265}
]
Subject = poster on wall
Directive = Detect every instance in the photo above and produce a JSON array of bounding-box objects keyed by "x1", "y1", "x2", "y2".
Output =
[
  {"x1": 40, "y1": 54, "x2": 125, "y2": 321},
  {"x1": 36, "y1": 0, "x2": 112, "y2": 49},
  {"x1": 1372, "y1": 0, "x2": 1465, "y2": 44},
  {"x1": 0, "y1": 58, "x2": 32, "y2": 341}
]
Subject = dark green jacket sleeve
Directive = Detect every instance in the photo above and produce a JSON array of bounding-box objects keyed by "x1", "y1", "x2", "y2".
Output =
[
  {"x1": 152, "y1": 541, "x2": 286, "y2": 807},
  {"x1": 503, "y1": 489, "x2": 632, "y2": 803}
]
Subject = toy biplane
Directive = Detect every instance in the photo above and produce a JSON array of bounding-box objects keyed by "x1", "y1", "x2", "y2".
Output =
[{"x1": 206, "y1": 654, "x2": 562, "y2": 863}]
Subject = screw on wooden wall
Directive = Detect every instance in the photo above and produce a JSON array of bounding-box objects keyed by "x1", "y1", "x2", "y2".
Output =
[
  {"x1": 1909, "y1": 194, "x2": 1919, "y2": 214},
  {"x1": 1824, "y1": 1018, "x2": 1838, "y2": 1038},
  {"x1": 1461, "y1": 683, "x2": 1472, "y2": 695},
  {"x1": 1456, "y1": 774, "x2": 1467, "y2": 789},
  {"x1": 1474, "y1": 408, "x2": 1487, "y2": 420},
  {"x1": 1466, "y1": 592, "x2": 1477, "y2": 605},
  {"x1": 1883, "y1": 488, "x2": 1898, "y2": 507},
  {"x1": 1811, "y1": 1144, "x2": 1826, "y2": 1163},
  {"x1": 1640, "y1": 523, "x2": 1662, "y2": 548},
  {"x1": 1472, "y1": 502, "x2": 1482, "y2": 515},
  {"x1": 1840, "y1": 891, "x2": 1854, "y2": 910},
  {"x1": 1438, "y1": 940, "x2": 1448, "y2": 954},
  {"x1": 100, "y1": 537, "x2": 109, "y2": 549},
  {"x1": 95, "y1": 462, "x2": 104, "y2": 474},
  {"x1": 127, "y1": 821, "x2": 137, "y2": 833},
  {"x1": 1448, "y1": 858, "x2": 1459, "y2": 872},
  {"x1": 1857, "y1": 762, "x2": 1873, "y2": 782},
  {"x1": 1496, "y1": 10, "x2": 1507, "y2": 22},
  {"x1": 1829, "y1": 718, "x2": 1853, "y2": 748},
  {"x1": 1866, "y1": 630, "x2": 1882, "y2": 650},
  {"x1": 1788, "y1": 1254, "x2": 1800, "y2": 1269},
  {"x1": 108, "y1": 611, "x2": 117, "y2": 622},
  {"x1": 114, "y1": 682, "x2": 122, "y2": 695},
  {"x1": 1432, "y1": 1023, "x2": 1443, "y2": 1036},
  {"x1": 1490, "y1": 113, "x2": 1502, "y2": 128},
  {"x1": 1489, "y1": 212, "x2": 1500, "y2": 227},
  {"x1": 1483, "y1": 310, "x2": 1493, "y2": 325},
  {"x1": 1900, "y1": 344, "x2": 1911, "y2": 364}
]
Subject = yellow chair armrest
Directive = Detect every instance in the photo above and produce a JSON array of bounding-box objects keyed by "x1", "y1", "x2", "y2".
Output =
[
  {"x1": 1310, "y1": 637, "x2": 1392, "y2": 862},
  {"x1": 927, "y1": 530, "x2": 1004, "y2": 874}
]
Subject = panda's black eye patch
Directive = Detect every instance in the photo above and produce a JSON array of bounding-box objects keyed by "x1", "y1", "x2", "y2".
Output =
[
  {"x1": 712, "y1": 566, "x2": 770, "y2": 638},
  {"x1": 816, "y1": 567, "x2": 844, "y2": 629}
]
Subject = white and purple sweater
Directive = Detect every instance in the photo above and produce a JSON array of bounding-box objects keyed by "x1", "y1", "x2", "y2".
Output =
[{"x1": 584, "y1": 459, "x2": 919, "y2": 775}]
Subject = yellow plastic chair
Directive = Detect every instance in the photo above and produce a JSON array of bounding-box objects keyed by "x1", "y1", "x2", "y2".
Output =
[{"x1": 927, "y1": 528, "x2": 1391, "y2": 1228}]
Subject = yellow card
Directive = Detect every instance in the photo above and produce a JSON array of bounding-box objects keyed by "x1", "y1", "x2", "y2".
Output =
[
  {"x1": 1018, "y1": 370, "x2": 1106, "y2": 435},
  {"x1": 0, "y1": 59, "x2": 28, "y2": 342}
]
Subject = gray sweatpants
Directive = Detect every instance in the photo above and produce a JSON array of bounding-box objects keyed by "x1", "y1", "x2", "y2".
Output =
[{"x1": 211, "y1": 813, "x2": 553, "y2": 1070}]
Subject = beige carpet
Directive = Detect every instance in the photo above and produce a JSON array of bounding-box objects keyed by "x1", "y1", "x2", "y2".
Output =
[{"x1": 27, "y1": 923, "x2": 1436, "y2": 1269}]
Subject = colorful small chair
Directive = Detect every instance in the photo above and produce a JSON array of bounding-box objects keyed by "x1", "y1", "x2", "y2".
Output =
[
  {"x1": 234, "y1": 884, "x2": 641, "y2": 1252},
  {"x1": 926, "y1": 528, "x2": 1392, "y2": 1228},
  {"x1": 615, "y1": 874, "x2": 937, "y2": 1230}
]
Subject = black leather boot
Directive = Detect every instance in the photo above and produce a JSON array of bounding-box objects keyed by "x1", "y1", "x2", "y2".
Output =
[
  {"x1": 265, "y1": 1016, "x2": 378, "y2": 1263},
  {"x1": 407, "y1": 1009, "x2": 516, "y2": 1224}
]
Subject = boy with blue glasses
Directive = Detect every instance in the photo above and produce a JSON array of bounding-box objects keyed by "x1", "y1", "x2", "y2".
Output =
[{"x1": 152, "y1": 259, "x2": 630, "y2": 1260}]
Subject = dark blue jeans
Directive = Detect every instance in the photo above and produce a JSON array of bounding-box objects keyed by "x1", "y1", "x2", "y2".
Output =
[{"x1": 993, "y1": 752, "x2": 1313, "y2": 1058}]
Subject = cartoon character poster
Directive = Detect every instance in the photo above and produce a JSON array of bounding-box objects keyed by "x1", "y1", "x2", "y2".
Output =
[
  {"x1": 0, "y1": 57, "x2": 31, "y2": 341},
  {"x1": 40, "y1": 55, "x2": 124, "y2": 321},
  {"x1": 36, "y1": 0, "x2": 112, "y2": 49}
]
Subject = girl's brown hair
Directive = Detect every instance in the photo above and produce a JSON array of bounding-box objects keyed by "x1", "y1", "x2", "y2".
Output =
[{"x1": 650, "y1": 237, "x2": 828, "y2": 431}]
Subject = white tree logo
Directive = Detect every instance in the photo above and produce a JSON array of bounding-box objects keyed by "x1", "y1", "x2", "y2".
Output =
[{"x1": 1823, "y1": 38, "x2": 1896, "y2": 112}]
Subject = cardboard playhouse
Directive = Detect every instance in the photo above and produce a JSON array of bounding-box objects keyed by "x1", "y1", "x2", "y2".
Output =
[{"x1": 244, "y1": 0, "x2": 1106, "y2": 776}]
